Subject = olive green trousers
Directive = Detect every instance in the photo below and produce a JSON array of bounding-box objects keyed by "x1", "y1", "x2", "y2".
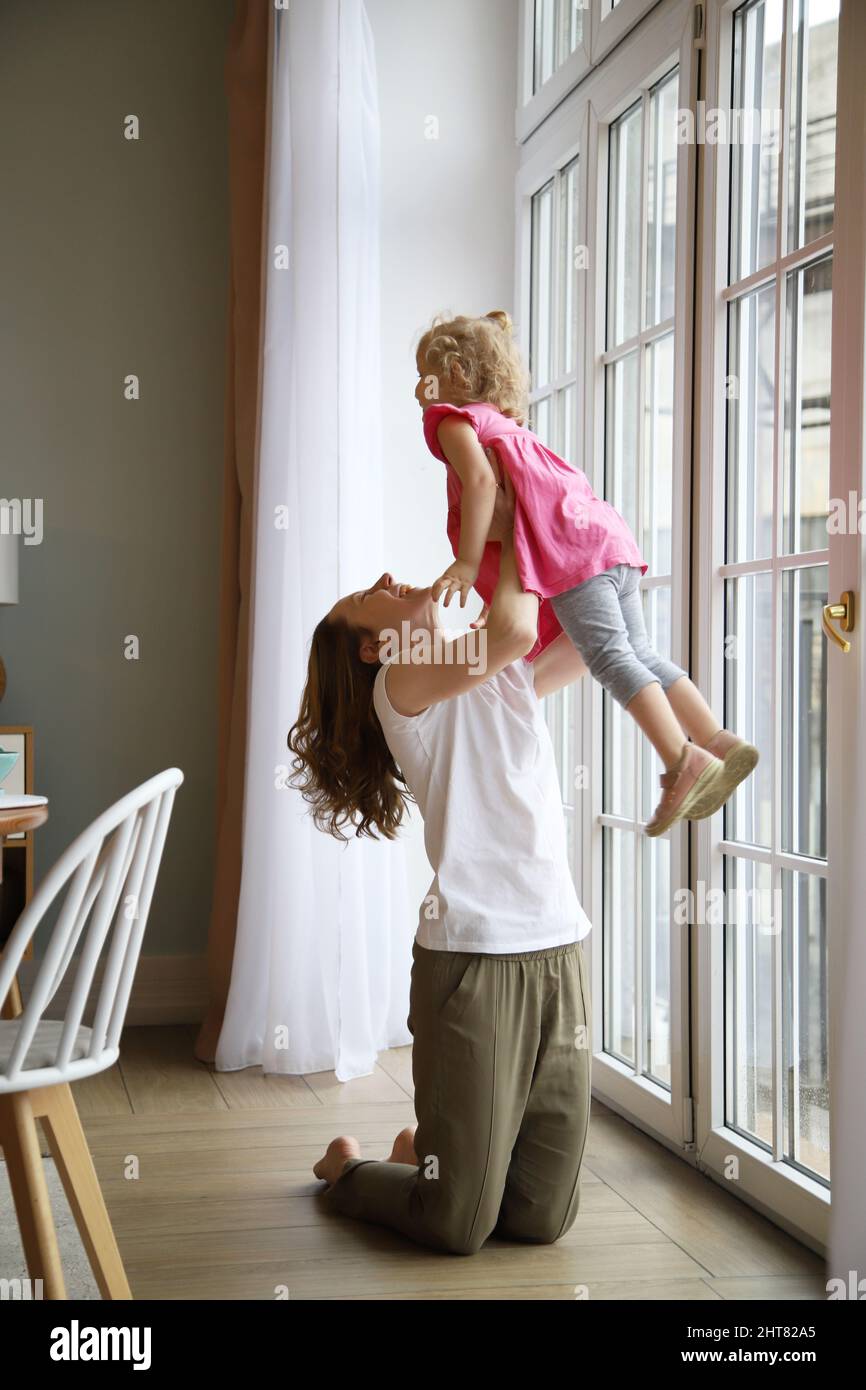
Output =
[{"x1": 324, "y1": 937, "x2": 592, "y2": 1255}]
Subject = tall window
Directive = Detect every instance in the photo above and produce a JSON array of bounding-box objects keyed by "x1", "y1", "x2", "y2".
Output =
[
  {"x1": 529, "y1": 157, "x2": 580, "y2": 876},
  {"x1": 602, "y1": 70, "x2": 679, "y2": 1085},
  {"x1": 722, "y1": 0, "x2": 838, "y2": 1184}
]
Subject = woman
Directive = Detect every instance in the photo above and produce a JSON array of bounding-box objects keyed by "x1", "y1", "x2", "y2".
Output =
[{"x1": 288, "y1": 475, "x2": 593, "y2": 1256}]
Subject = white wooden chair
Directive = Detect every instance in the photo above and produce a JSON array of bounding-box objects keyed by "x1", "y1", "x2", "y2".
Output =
[{"x1": 0, "y1": 768, "x2": 183, "y2": 1299}]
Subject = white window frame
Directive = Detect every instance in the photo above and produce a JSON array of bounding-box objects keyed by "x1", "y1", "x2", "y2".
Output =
[
  {"x1": 517, "y1": 0, "x2": 670, "y2": 143},
  {"x1": 517, "y1": 1, "x2": 593, "y2": 143},
  {"x1": 518, "y1": 0, "x2": 863, "y2": 1256},
  {"x1": 692, "y1": 0, "x2": 851, "y2": 1250},
  {"x1": 516, "y1": 0, "x2": 700, "y2": 1153},
  {"x1": 593, "y1": 0, "x2": 667, "y2": 64}
]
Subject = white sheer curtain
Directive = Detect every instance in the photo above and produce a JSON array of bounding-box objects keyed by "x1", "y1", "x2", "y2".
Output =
[{"x1": 216, "y1": 0, "x2": 412, "y2": 1080}]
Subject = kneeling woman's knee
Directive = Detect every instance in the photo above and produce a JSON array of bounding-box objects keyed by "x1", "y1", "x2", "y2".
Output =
[
  {"x1": 501, "y1": 1214, "x2": 569, "y2": 1247},
  {"x1": 444, "y1": 1232, "x2": 487, "y2": 1256},
  {"x1": 430, "y1": 1207, "x2": 495, "y2": 1256}
]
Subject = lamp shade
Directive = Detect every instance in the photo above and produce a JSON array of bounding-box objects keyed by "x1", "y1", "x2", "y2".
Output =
[{"x1": 0, "y1": 505, "x2": 19, "y2": 605}]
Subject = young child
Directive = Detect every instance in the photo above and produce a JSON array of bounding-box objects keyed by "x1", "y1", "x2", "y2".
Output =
[{"x1": 415, "y1": 309, "x2": 758, "y2": 837}]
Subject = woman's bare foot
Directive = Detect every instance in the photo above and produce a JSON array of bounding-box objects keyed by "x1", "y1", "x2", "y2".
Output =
[
  {"x1": 385, "y1": 1125, "x2": 418, "y2": 1165},
  {"x1": 313, "y1": 1135, "x2": 361, "y2": 1185}
]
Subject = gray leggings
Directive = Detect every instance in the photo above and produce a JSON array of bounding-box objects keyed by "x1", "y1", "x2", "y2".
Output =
[{"x1": 550, "y1": 563, "x2": 687, "y2": 709}]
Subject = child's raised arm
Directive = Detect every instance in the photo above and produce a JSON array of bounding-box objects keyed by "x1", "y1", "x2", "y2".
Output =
[
  {"x1": 431, "y1": 417, "x2": 498, "y2": 607},
  {"x1": 386, "y1": 522, "x2": 539, "y2": 717}
]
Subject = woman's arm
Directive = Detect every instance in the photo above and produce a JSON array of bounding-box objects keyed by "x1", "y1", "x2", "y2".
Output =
[
  {"x1": 531, "y1": 632, "x2": 588, "y2": 699},
  {"x1": 387, "y1": 514, "x2": 537, "y2": 716},
  {"x1": 431, "y1": 418, "x2": 498, "y2": 606}
]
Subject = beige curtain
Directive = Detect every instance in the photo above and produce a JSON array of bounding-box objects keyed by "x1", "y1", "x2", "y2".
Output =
[{"x1": 195, "y1": 0, "x2": 271, "y2": 1063}]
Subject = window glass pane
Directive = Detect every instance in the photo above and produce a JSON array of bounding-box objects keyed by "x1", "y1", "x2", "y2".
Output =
[
  {"x1": 559, "y1": 157, "x2": 579, "y2": 377},
  {"x1": 557, "y1": 0, "x2": 584, "y2": 65},
  {"x1": 730, "y1": 0, "x2": 783, "y2": 282},
  {"x1": 642, "y1": 833, "x2": 671, "y2": 1088},
  {"x1": 605, "y1": 352, "x2": 639, "y2": 536},
  {"x1": 607, "y1": 101, "x2": 642, "y2": 347},
  {"x1": 646, "y1": 71, "x2": 678, "y2": 327},
  {"x1": 530, "y1": 181, "x2": 555, "y2": 387},
  {"x1": 640, "y1": 584, "x2": 673, "y2": 822},
  {"x1": 534, "y1": 0, "x2": 584, "y2": 92},
  {"x1": 788, "y1": 0, "x2": 839, "y2": 251},
  {"x1": 562, "y1": 807, "x2": 576, "y2": 882},
  {"x1": 724, "y1": 572, "x2": 773, "y2": 846},
  {"x1": 781, "y1": 564, "x2": 827, "y2": 857},
  {"x1": 562, "y1": 680, "x2": 576, "y2": 812},
  {"x1": 568, "y1": 0, "x2": 585, "y2": 52},
  {"x1": 726, "y1": 284, "x2": 776, "y2": 563},
  {"x1": 603, "y1": 826, "x2": 637, "y2": 1063},
  {"x1": 725, "y1": 855, "x2": 775, "y2": 1149},
  {"x1": 533, "y1": 0, "x2": 557, "y2": 92},
  {"x1": 530, "y1": 393, "x2": 553, "y2": 445},
  {"x1": 544, "y1": 678, "x2": 576, "y2": 809},
  {"x1": 560, "y1": 383, "x2": 577, "y2": 466},
  {"x1": 603, "y1": 687, "x2": 637, "y2": 819},
  {"x1": 782, "y1": 870, "x2": 829, "y2": 1181},
  {"x1": 783, "y1": 255, "x2": 832, "y2": 553},
  {"x1": 643, "y1": 332, "x2": 674, "y2": 575}
]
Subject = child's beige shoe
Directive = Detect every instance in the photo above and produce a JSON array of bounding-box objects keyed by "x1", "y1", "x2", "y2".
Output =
[
  {"x1": 703, "y1": 728, "x2": 760, "y2": 777},
  {"x1": 645, "y1": 744, "x2": 726, "y2": 837},
  {"x1": 695, "y1": 728, "x2": 760, "y2": 816}
]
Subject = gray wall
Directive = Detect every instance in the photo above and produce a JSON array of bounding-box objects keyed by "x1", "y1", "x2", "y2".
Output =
[{"x1": 0, "y1": 0, "x2": 234, "y2": 956}]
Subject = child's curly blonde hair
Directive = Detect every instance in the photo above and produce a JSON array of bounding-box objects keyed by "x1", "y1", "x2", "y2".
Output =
[{"x1": 415, "y1": 310, "x2": 530, "y2": 425}]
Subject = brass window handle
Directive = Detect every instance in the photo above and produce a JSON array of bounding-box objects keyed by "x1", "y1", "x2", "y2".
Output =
[{"x1": 822, "y1": 590, "x2": 855, "y2": 653}]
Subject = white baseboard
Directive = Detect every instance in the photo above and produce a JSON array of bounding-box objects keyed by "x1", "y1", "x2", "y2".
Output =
[{"x1": 17, "y1": 954, "x2": 209, "y2": 1026}]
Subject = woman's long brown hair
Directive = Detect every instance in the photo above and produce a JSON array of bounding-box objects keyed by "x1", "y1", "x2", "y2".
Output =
[{"x1": 287, "y1": 614, "x2": 413, "y2": 841}]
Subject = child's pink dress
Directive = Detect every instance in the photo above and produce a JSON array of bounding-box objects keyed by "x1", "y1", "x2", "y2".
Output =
[{"x1": 423, "y1": 400, "x2": 647, "y2": 661}]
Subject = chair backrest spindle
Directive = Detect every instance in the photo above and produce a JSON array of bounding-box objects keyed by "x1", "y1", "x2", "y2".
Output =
[{"x1": 0, "y1": 769, "x2": 184, "y2": 1092}]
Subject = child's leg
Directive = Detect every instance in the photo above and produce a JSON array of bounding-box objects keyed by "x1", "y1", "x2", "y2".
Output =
[
  {"x1": 664, "y1": 677, "x2": 721, "y2": 746},
  {"x1": 616, "y1": 568, "x2": 723, "y2": 746},
  {"x1": 550, "y1": 566, "x2": 689, "y2": 770},
  {"x1": 623, "y1": 683, "x2": 689, "y2": 770}
]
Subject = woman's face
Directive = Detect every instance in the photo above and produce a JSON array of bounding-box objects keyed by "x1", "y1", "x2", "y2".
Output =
[{"x1": 329, "y1": 573, "x2": 437, "y2": 664}]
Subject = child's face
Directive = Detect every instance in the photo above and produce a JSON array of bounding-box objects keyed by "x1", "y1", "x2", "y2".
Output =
[{"x1": 414, "y1": 354, "x2": 457, "y2": 411}]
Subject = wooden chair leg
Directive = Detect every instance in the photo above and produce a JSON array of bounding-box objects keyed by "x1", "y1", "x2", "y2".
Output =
[
  {"x1": 0, "y1": 1090, "x2": 67, "y2": 1299},
  {"x1": 0, "y1": 972, "x2": 24, "y2": 1019},
  {"x1": 35, "y1": 1083, "x2": 132, "y2": 1301}
]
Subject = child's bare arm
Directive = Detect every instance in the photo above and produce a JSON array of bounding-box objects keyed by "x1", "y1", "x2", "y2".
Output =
[
  {"x1": 431, "y1": 418, "x2": 498, "y2": 607},
  {"x1": 470, "y1": 452, "x2": 514, "y2": 629},
  {"x1": 387, "y1": 527, "x2": 539, "y2": 716}
]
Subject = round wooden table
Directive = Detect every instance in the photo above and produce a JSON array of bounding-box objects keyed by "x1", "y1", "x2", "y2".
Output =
[
  {"x1": 0, "y1": 802, "x2": 49, "y2": 854},
  {"x1": 0, "y1": 799, "x2": 49, "y2": 1017}
]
